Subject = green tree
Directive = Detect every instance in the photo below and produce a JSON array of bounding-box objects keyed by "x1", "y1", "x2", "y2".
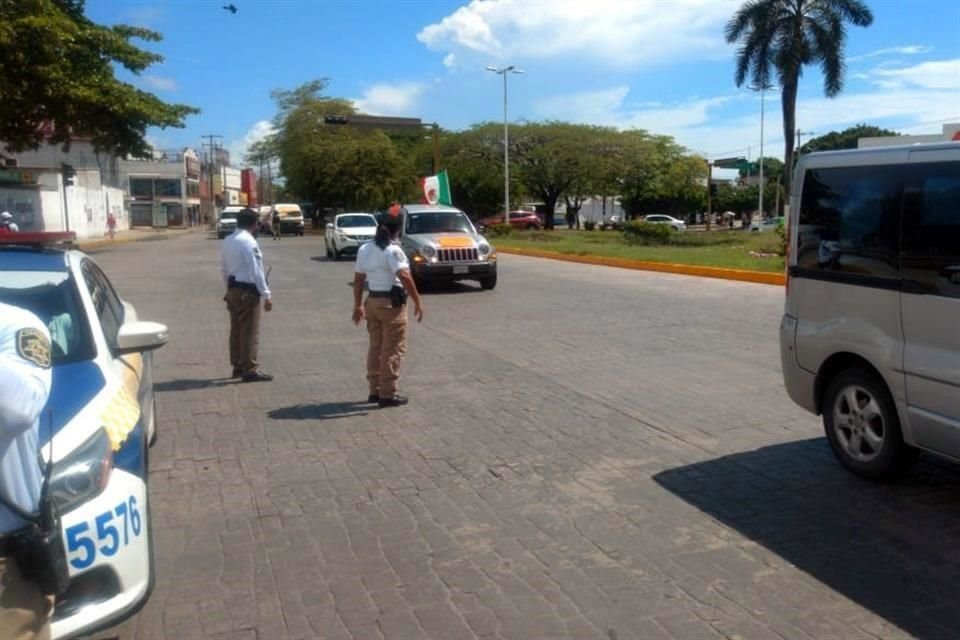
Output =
[
  {"x1": 441, "y1": 126, "x2": 506, "y2": 219},
  {"x1": 725, "y1": 0, "x2": 874, "y2": 211},
  {"x1": 0, "y1": 0, "x2": 197, "y2": 156},
  {"x1": 800, "y1": 123, "x2": 899, "y2": 153}
]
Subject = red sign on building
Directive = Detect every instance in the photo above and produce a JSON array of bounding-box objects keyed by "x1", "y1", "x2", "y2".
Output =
[{"x1": 241, "y1": 168, "x2": 258, "y2": 206}]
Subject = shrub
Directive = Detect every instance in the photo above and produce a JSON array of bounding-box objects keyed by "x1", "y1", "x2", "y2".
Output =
[
  {"x1": 774, "y1": 222, "x2": 788, "y2": 256},
  {"x1": 487, "y1": 223, "x2": 513, "y2": 237},
  {"x1": 583, "y1": 220, "x2": 597, "y2": 231},
  {"x1": 622, "y1": 221, "x2": 674, "y2": 245}
]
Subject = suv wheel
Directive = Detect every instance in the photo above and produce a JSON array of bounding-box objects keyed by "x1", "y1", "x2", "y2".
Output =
[
  {"x1": 822, "y1": 367, "x2": 916, "y2": 480},
  {"x1": 479, "y1": 274, "x2": 497, "y2": 290}
]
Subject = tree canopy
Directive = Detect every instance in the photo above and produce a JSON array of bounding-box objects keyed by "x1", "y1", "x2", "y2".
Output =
[
  {"x1": 800, "y1": 124, "x2": 899, "y2": 153},
  {"x1": 0, "y1": 0, "x2": 197, "y2": 156}
]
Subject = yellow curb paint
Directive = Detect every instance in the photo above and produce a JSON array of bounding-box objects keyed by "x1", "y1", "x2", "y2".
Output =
[
  {"x1": 75, "y1": 229, "x2": 191, "y2": 252},
  {"x1": 497, "y1": 246, "x2": 786, "y2": 286}
]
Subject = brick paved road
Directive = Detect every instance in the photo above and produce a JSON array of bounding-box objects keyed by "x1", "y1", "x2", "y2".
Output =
[{"x1": 89, "y1": 232, "x2": 960, "y2": 639}]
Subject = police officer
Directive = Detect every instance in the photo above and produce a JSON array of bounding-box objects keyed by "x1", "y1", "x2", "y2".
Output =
[
  {"x1": 0, "y1": 212, "x2": 18, "y2": 233},
  {"x1": 0, "y1": 302, "x2": 54, "y2": 640},
  {"x1": 220, "y1": 208, "x2": 273, "y2": 382},
  {"x1": 352, "y1": 214, "x2": 423, "y2": 407}
]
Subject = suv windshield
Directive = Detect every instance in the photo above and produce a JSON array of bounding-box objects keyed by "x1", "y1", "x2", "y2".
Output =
[
  {"x1": 220, "y1": 211, "x2": 239, "y2": 220},
  {"x1": 338, "y1": 215, "x2": 377, "y2": 228},
  {"x1": 0, "y1": 270, "x2": 95, "y2": 363},
  {"x1": 406, "y1": 211, "x2": 473, "y2": 234}
]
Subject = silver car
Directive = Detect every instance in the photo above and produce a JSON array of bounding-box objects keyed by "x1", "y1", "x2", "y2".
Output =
[{"x1": 399, "y1": 204, "x2": 498, "y2": 290}]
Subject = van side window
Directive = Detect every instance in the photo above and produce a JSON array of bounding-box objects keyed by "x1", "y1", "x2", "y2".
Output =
[
  {"x1": 902, "y1": 161, "x2": 960, "y2": 298},
  {"x1": 796, "y1": 166, "x2": 902, "y2": 280}
]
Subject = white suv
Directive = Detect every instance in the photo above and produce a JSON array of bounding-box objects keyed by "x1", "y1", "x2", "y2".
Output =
[
  {"x1": 325, "y1": 213, "x2": 378, "y2": 260},
  {"x1": 781, "y1": 142, "x2": 959, "y2": 480}
]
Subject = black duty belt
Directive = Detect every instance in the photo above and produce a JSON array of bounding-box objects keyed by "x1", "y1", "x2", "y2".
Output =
[
  {"x1": 228, "y1": 278, "x2": 260, "y2": 295},
  {"x1": 0, "y1": 534, "x2": 13, "y2": 556},
  {"x1": 368, "y1": 291, "x2": 392, "y2": 298}
]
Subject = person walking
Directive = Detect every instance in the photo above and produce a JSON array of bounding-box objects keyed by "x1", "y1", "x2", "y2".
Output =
[
  {"x1": 0, "y1": 212, "x2": 19, "y2": 233},
  {"x1": 106, "y1": 212, "x2": 117, "y2": 239},
  {"x1": 271, "y1": 209, "x2": 281, "y2": 240},
  {"x1": 0, "y1": 302, "x2": 55, "y2": 640},
  {"x1": 352, "y1": 214, "x2": 423, "y2": 407},
  {"x1": 220, "y1": 208, "x2": 273, "y2": 382}
]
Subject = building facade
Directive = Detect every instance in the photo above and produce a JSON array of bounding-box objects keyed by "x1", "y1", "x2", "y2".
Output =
[{"x1": 118, "y1": 149, "x2": 202, "y2": 227}]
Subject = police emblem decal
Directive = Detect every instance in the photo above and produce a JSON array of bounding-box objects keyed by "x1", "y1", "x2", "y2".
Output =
[{"x1": 16, "y1": 327, "x2": 52, "y2": 368}]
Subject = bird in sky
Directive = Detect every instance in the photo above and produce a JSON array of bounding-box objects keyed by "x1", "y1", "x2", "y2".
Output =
[{"x1": 222, "y1": 4, "x2": 238, "y2": 14}]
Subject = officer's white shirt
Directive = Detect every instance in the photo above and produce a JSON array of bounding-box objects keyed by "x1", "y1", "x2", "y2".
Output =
[
  {"x1": 0, "y1": 302, "x2": 53, "y2": 533},
  {"x1": 355, "y1": 241, "x2": 409, "y2": 292},
  {"x1": 220, "y1": 228, "x2": 271, "y2": 299},
  {"x1": 6, "y1": 222, "x2": 18, "y2": 232}
]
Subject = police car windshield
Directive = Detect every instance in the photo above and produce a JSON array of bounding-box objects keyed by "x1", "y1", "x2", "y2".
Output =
[
  {"x1": 0, "y1": 271, "x2": 95, "y2": 363},
  {"x1": 406, "y1": 212, "x2": 473, "y2": 234},
  {"x1": 338, "y1": 215, "x2": 377, "y2": 228}
]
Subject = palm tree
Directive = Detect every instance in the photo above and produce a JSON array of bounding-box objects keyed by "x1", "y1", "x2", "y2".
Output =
[{"x1": 725, "y1": 0, "x2": 873, "y2": 211}]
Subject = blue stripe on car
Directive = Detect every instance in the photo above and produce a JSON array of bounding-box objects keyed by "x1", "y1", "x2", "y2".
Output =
[{"x1": 41, "y1": 361, "x2": 106, "y2": 442}]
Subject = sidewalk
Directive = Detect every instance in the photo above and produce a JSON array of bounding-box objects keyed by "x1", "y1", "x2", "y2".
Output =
[{"x1": 75, "y1": 226, "x2": 198, "y2": 251}]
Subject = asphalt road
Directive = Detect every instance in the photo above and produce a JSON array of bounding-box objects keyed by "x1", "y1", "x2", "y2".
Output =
[{"x1": 89, "y1": 230, "x2": 960, "y2": 640}]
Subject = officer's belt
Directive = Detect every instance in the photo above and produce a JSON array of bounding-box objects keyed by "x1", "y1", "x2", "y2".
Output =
[
  {"x1": 367, "y1": 291, "x2": 392, "y2": 298},
  {"x1": 0, "y1": 534, "x2": 14, "y2": 556},
  {"x1": 228, "y1": 279, "x2": 260, "y2": 295}
]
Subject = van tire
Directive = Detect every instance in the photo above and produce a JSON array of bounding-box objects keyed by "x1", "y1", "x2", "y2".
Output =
[{"x1": 822, "y1": 367, "x2": 917, "y2": 481}]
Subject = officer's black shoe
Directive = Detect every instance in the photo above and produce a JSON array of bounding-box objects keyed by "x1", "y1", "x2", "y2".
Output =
[
  {"x1": 378, "y1": 395, "x2": 408, "y2": 408},
  {"x1": 231, "y1": 367, "x2": 242, "y2": 378},
  {"x1": 242, "y1": 370, "x2": 274, "y2": 382},
  {"x1": 367, "y1": 394, "x2": 380, "y2": 404}
]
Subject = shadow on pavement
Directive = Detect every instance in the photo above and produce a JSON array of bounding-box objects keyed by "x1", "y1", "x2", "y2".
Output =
[
  {"x1": 654, "y1": 438, "x2": 960, "y2": 638},
  {"x1": 268, "y1": 402, "x2": 371, "y2": 421},
  {"x1": 155, "y1": 378, "x2": 233, "y2": 392},
  {"x1": 419, "y1": 281, "x2": 485, "y2": 295}
]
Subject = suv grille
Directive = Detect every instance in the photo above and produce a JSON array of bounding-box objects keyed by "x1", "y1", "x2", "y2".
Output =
[{"x1": 438, "y1": 247, "x2": 478, "y2": 262}]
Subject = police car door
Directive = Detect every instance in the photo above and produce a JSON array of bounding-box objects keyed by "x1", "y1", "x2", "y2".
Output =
[{"x1": 900, "y1": 148, "x2": 960, "y2": 457}]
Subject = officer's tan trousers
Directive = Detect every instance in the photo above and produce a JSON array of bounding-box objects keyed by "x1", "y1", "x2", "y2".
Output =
[
  {"x1": 225, "y1": 288, "x2": 261, "y2": 374},
  {"x1": 0, "y1": 557, "x2": 53, "y2": 640},
  {"x1": 365, "y1": 297, "x2": 407, "y2": 397}
]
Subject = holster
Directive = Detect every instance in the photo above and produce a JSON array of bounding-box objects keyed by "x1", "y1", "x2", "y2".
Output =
[
  {"x1": 1, "y1": 494, "x2": 69, "y2": 596},
  {"x1": 389, "y1": 285, "x2": 408, "y2": 308}
]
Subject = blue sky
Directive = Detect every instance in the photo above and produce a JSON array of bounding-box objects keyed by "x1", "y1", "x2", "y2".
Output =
[{"x1": 87, "y1": 0, "x2": 960, "y2": 166}]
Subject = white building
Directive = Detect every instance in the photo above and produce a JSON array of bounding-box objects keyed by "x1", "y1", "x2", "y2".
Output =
[
  {"x1": 118, "y1": 149, "x2": 202, "y2": 227},
  {"x1": 859, "y1": 123, "x2": 960, "y2": 148}
]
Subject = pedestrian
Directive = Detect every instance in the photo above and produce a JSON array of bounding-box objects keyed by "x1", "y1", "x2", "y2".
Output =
[
  {"x1": 220, "y1": 208, "x2": 274, "y2": 382},
  {"x1": 106, "y1": 212, "x2": 117, "y2": 239},
  {"x1": 271, "y1": 208, "x2": 281, "y2": 240},
  {"x1": 0, "y1": 212, "x2": 18, "y2": 233},
  {"x1": 0, "y1": 302, "x2": 55, "y2": 640},
  {"x1": 352, "y1": 213, "x2": 423, "y2": 407}
]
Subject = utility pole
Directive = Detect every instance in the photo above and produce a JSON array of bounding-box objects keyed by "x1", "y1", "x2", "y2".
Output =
[
  {"x1": 749, "y1": 82, "x2": 773, "y2": 221},
  {"x1": 706, "y1": 161, "x2": 713, "y2": 231},
  {"x1": 431, "y1": 123, "x2": 440, "y2": 175},
  {"x1": 202, "y1": 134, "x2": 222, "y2": 225},
  {"x1": 487, "y1": 66, "x2": 525, "y2": 224},
  {"x1": 796, "y1": 130, "x2": 813, "y2": 153}
]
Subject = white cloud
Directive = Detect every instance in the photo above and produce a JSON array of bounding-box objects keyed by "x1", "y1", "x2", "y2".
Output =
[
  {"x1": 869, "y1": 58, "x2": 960, "y2": 90},
  {"x1": 352, "y1": 82, "x2": 427, "y2": 115},
  {"x1": 443, "y1": 53, "x2": 457, "y2": 68},
  {"x1": 227, "y1": 120, "x2": 276, "y2": 166},
  {"x1": 143, "y1": 75, "x2": 177, "y2": 92},
  {"x1": 417, "y1": 0, "x2": 733, "y2": 68},
  {"x1": 849, "y1": 45, "x2": 933, "y2": 62}
]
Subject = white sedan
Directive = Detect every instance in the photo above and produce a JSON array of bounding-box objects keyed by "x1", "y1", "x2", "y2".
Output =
[
  {"x1": 325, "y1": 213, "x2": 378, "y2": 260},
  {"x1": 643, "y1": 214, "x2": 687, "y2": 232},
  {"x1": 0, "y1": 232, "x2": 168, "y2": 639}
]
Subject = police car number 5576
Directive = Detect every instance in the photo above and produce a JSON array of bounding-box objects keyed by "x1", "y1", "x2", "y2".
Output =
[{"x1": 65, "y1": 496, "x2": 142, "y2": 570}]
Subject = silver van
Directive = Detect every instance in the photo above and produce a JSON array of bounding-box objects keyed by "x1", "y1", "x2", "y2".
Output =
[{"x1": 781, "y1": 142, "x2": 959, "y2": 480}]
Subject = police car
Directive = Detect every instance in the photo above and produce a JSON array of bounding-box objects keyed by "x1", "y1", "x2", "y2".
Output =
[{"x1": 0, "y1": 233, "x2": 167, "y2": 639}]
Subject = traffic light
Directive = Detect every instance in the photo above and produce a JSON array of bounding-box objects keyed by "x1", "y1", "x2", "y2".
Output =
[
  {"x1": 709, "y1": 182, "x2": 718, "y2": 197},
  {"x1": 61, "y1": 163, "x2": 76, "y2": 187},
  {"x1": 323, "y1": 115, "x2": 349, "y2": 125}
]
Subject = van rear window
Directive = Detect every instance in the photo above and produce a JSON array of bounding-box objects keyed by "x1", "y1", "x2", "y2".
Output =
[{"x1": 797, "y1": 165, "x2": 902, "y2": 279}]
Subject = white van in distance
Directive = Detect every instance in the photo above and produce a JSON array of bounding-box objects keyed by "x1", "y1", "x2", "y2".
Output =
[{"x1": 780, "y1": 142, "x2": 959, "y2": 480}]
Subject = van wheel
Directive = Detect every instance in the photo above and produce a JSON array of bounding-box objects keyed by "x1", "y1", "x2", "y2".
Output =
[{"x1": 822, "y1": 367, "x2": 916, "y2": 481}]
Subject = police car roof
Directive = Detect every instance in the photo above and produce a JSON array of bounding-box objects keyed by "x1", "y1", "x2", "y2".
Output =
[{"x1": 0, "y1": 246, "x2": 71, "y2": 272}]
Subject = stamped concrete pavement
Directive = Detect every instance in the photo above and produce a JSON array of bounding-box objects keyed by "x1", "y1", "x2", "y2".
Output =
[{"x1": 89, "y1": 232, "x2": 960, "y2": 640}]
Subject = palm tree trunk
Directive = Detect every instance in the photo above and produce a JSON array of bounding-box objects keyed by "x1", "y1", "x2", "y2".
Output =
[{"x1": 780, "y1": 73, "x2": 799, "y2": 216}]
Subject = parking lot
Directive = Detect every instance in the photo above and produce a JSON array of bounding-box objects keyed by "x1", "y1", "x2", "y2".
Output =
[{"x1": 92, "y1": 231, "x2": 960, "y2": 639}]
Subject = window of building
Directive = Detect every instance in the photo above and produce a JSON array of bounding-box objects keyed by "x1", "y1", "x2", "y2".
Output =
[
  {"x1": 796, "y1": 165, "x2": 903, "y2": 280},
  {"x1": 902, "y1": 161, "x2": 960, "y2": 298},
  {"x1": 154, "y1": 178, "x2": 181, "y2": 197},
  {"x1": 186, "y1": 180, "x2": 200, "y2": 197},
  {"x1": 129, "y1": 178, "x2": 153, "y2": 198}
]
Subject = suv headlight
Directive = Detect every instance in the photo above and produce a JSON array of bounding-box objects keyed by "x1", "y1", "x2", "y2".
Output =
[
  {"x1": 48, "y1": 428, "x2": 113, "y2": 514},
  {"x1": 477, "y1": 242, "x2": 491, "y2": 257},
  {"x1": 420, "y1": 244, "x2": 437, "y2": 260}
]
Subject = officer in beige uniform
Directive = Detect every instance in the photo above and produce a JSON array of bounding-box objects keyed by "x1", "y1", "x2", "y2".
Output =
[
  {"x1": 0, "y1": 302, "x2": 54, "y2": 640},
  {"x1": 352, "y1": 215, "x2": 423, "y2": 407}
]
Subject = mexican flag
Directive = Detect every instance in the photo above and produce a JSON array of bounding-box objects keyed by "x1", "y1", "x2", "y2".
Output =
[{"x1": 421, "y1": 170, "x2": 452, "y2": 206}]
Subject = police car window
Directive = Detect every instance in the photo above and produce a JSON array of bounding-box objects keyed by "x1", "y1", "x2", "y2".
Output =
[
  {"x1": 796, "y1": 165, "x2": 903, "y2": 279},
  {"x1": 82, "y1": 262, "x2": 124, "y2": 349},
  {"x1": 0, "y1": 271, "x2": 95, "y2": 362},
  {"x1": 902, "y1": 161, "x2": 960, "y2": 298}
]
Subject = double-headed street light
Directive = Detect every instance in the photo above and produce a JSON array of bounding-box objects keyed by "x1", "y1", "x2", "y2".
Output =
[
  {"x1": 748, "y1": 82, "x2": 773, "y2": 221},
  {"x1": 486, "y1": 65, "x2": 524, "y2": 222}
]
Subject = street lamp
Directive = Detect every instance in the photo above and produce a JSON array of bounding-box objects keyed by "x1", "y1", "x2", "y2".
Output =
[
  {"x1": 486, "y1": 65, "x2": 524, "y2": 223},
  {"x1": 748, "y1": 82, "x2": 773, "y2": 221}
]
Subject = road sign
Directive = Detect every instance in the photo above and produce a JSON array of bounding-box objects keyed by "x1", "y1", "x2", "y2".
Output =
[{"x1": 713, "y1": 157, "x2": 746, "y2": 169}]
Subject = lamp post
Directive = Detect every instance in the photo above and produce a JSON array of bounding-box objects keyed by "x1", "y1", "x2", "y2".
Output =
[
  {"x1": 486, "y1": 65, "x2": 524, "y2": 223},
  {"x1": 748, "y1": 83, "x2": 773, "y2": 221}
]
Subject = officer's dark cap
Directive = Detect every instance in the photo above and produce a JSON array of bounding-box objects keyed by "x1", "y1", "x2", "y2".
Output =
[{"x1": 237, "y1": 208, "x2": 258, "y2": 227}]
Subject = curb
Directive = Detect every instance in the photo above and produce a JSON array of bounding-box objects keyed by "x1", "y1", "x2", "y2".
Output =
[
  {"x1": 496, "y1": 246, "x2": 786, "y2": 286},
  {"x1": 76, "y1": 229, "x2": 194, "y2": 252}
]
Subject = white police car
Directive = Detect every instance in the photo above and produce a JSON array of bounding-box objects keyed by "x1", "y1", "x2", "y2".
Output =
[{"x1": 0, "y1": 233, "x2": 167, "y2": 639}]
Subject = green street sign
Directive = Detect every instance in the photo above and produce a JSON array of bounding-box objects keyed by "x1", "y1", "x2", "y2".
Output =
[{"x1": 713, "y1": 157, "x2": 746, "y2": 169}]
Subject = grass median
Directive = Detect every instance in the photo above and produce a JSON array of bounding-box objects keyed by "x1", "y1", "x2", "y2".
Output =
[{"x1": 491, "y1": 228, "x2": 786, "y2": 273}]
